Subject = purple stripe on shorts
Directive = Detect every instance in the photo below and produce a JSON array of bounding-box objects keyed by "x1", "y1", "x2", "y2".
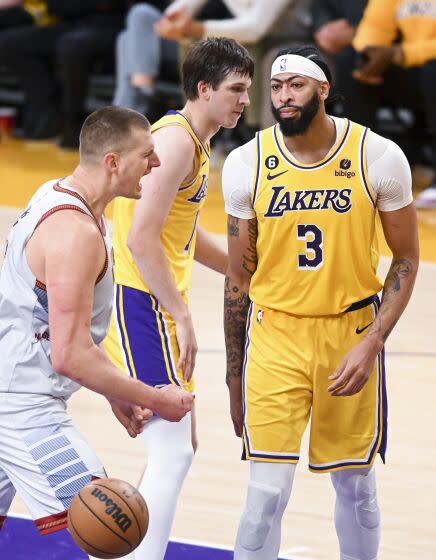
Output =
[
  {"x1": 378, "y1": 345, "x2": 388, "y2": 463},
  {"x1": 118, "y1": 286, "x2": 176, "y2": 386},
  {"x1": 115, "y1": 284, "x2": 133, "y2": 377}
]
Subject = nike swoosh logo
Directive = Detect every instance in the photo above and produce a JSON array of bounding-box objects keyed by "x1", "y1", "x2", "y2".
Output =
[
  {"x1": 355, "y1": 322, "x2": 373, "y2": 334},
  {"x1": 267, "y1": 170, "x2": 288, "y2": 180}
]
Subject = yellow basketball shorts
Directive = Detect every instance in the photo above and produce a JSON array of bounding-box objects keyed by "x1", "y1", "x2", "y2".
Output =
[
  {"x1": 242, "y1": 296, "x2": 387, "y2": 473},
  {"x1": 103, "y1": 284, "x2": 194, "y2": 392}
]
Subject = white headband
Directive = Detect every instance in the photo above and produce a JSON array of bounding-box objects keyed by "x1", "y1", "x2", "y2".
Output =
[{"x1": 271, "y1": 54, "x2": 327, "y2": 82}]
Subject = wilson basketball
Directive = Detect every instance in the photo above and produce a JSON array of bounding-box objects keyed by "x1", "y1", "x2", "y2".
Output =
[{"x1": 68, "y1": 478, "x2": 149, "y2": 559}]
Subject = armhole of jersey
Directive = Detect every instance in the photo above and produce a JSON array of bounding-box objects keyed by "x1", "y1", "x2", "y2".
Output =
[
  {"x1": 33, "y1": 205, "x2": 108, "y2": 287},
  {"x1": 251, "y1": 131, "x2": 262, "y2": 206},
  {"x1": 359, "y1": 127, "x2": 377, "y2": 209},
  {"x1": 153, "y1": 121, "x2": 199, "y2": 191}
]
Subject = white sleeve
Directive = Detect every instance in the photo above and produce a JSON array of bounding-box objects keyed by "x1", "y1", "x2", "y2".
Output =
[
  {"x1": 222, "y1": 139, "x2": 256, "y2": 219},
  {"x1": 203, "y1": 0, "x2": 292, "y2": 44},
  {"x1": 366, "y1": 131, "x2": 413, "y2": 212},
  {"x1": 166, "y1": 0, "x2": 207, "y2": 16}
]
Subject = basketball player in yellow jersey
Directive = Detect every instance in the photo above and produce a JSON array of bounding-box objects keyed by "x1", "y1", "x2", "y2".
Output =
[
  {"x1": 104, "y1": 38, "x2": 253, "y2": 559},
  {"x1": 222, "y1": 45, "x2": 419, "y2": 560}
]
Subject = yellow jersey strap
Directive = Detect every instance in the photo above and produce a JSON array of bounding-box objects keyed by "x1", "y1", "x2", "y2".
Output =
[{"x1": 151, "y1": 111, "x2": 210, "y2": 190}]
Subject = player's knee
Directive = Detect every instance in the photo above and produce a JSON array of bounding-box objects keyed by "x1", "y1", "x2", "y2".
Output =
[
  {"x1": 239, "y1": 481, "x2": 281, "y2": 551},
  {"x1": 175, "y1": 443, "x2": 194, "y2": 471},
  {"x1": 332, "y1": 468, "x2": 380, "y2": 530},
  {"x1": 355, "y1": 469, "x2": 380, "y2": 529}
]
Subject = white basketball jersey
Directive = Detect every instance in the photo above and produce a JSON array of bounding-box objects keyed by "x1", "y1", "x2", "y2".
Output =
[{"x1": 0, "y1": 179, "x2": 113, "y2": 399}]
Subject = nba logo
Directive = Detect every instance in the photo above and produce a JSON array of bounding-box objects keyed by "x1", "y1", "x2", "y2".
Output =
[
  {"x1": 257, "y1": 309, "x2": 264, "y2": 324},
  {"x1": 279, "y1": 58, "x2": 287, "y2": 72}
]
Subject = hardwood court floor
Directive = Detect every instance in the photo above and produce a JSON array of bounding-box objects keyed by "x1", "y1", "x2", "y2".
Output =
[{"x1": 1, "y1": 138, "x2": 435, "y2": 559}]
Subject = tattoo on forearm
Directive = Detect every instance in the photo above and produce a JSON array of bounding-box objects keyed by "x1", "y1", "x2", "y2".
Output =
[
  {"x1": 369, "y1": 258, "x2": 415, "y2": 342},
  {"x1": 383, "y1": 259, "x2": 412, "y2": 297},
  {"x1": 228, "y1": 216, "x2": 239, "y2": 237},
  {"x1": 224, "y1": 276, "x2": 250, "y2": 383},
  {"x1": 224, "y1": 218, "x2": 258, "y2": 382},
  {"x1": 242, "y1": 219, "x2": 258, "y2": 275}
]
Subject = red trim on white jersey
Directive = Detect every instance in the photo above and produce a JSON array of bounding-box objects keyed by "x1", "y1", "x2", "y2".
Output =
[
  {"x1": 33, "y1": 189, "x2": 109, "y2": 285},
  {"x1": 35, "y1": 510, "x2": 68, "y2": 535}
]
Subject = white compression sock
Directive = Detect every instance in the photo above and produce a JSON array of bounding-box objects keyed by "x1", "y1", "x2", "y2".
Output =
[
  {"x1": 331, "y1": 467, "x2": 380, "y2": 560},
  {"x1": 134, "y1": 413, "x2": 194, "y2": 560},
  {"x1": 234, "y1": 461, "x2": 296, "y2": 560}
]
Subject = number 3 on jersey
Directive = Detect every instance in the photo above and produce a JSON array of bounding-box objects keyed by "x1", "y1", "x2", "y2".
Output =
[{"x1": 297, "y1": 224, "x2": 323, "y2": 270}]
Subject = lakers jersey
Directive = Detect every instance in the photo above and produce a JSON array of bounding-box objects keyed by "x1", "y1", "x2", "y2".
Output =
[
  {"x1": 249, "y1": 120, "x2": 382, "y2": 316},
  {"x1": 113, "y1": 111, "x2": 210, "y2": 295}
]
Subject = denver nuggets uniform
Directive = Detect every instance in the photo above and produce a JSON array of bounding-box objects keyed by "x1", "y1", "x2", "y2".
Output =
[
  {"x1": 222, "y1": 117, "x2": 413, "y2": 472},
  {"x1": 104, "y1": 111, "x2": 210, "y2": 392},
  {"x1": 0, "y1": 179, "x2": 110, "y2": 533}
]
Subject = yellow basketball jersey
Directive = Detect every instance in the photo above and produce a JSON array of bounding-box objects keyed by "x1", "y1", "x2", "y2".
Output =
[
  {"x1": 249, "y1": 119, "x2": 382, "y2": 316},
  {"x1": 112, "y1": 111, "x2": 210, "y2": 295}
]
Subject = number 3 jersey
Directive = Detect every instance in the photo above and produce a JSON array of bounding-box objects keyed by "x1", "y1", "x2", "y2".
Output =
[
  {"x1": 223, "y1": 117, "x2": 414, "y2": 317},
  {"x1": 249, "y1": 119, "x2": 383, "y2": 315}
]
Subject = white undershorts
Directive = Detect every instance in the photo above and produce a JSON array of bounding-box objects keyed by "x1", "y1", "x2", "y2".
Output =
[{"x1": 0, "y1": 393, "x2": 105, "y2": 534}]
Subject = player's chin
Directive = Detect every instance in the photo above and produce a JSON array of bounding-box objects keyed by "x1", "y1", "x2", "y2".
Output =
[
  {"x1": 125, "y1": 190, "x2": 142, "y2": 200},
  {"x1": 226, "y1": 112, "x2": 243, "y2": 128},
  {"x1": 130, "y1": 183, "x2": 143, "y2": 199}
]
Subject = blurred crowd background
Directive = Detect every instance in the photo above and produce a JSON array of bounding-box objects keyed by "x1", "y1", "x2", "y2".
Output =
[{"x1": 1, "y1": 0, "x2": 436, "y2": 207}]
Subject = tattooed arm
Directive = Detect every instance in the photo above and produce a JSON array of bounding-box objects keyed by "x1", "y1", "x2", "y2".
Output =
[
  {"x1": 328, "y1": 203, "x2": 419, "y2": 396},
  {"x1": 224, "y1": 215, "x2": 258, "y2": 437}
]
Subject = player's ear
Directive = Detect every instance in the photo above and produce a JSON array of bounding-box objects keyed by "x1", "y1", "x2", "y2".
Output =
[
  {"x1": 197, "y1": 80, "x2": 211, "y2": 101},
  {"x1": 103, "y1": 152, "x2": 118, "y2": 172},
  {"x1": 320, "y1": 81, "x2": 330, "y2": 101}
]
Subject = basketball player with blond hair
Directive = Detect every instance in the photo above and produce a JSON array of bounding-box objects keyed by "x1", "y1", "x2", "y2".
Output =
[
  {"x1": 0, "y1": 106, "x2": 193, "y2": 559},
  {"x1": 103, "y1": 38, "x2": 253, "y2": 559},
  {"x1": 223, "y1": 45, "x2": 419, "y2": 559}
]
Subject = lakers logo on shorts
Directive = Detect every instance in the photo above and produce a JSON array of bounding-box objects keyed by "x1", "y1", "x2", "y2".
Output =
[{"x1": 256, "y1": 309, "x2": 263, "y2": 324}]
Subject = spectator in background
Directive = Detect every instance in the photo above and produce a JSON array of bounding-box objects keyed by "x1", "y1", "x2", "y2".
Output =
[
  {"x1": 312, "y1": 0, "x2": 368, "y2": 128},
  {"x1": 311, "y1": 0, "x2": 368, "y2": 123},
  {"x1": 155, "y1": 0, "x2": 312, "y2": 133},
  {"x1": 327, "y1": 0, "x2": 436, "y2": 208},
  {"x1": 0, "y1": 0, "x2": 56, "y2": 30},
  {"x1": 113, "y1": 1, "x2": 172, "y2": 115},
  {"x1": 113, "y1": 1, "x2": 231, "y2": 117},
  {"x1": 312, "y1": 0, "x2": 367, "y2": 62},
  {"x1": 0, "y1": 1, "x2": 126, "y2": 148}
]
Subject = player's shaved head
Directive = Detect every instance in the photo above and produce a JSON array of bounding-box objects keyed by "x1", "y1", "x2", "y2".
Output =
[{"x1": 79, "y1": 106, "x2": 150, "y2": 165}]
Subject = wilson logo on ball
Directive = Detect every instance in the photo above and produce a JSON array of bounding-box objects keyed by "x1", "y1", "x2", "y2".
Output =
[{"x1": 91, "y1": 487, "x2": 132, "y2": 532}]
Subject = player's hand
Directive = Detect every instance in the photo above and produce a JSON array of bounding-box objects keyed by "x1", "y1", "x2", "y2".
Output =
[
  {"x1": 154, "y1": 384, "x2": 194, "y2": 421},
  {"x1": 227, "y1": 377, "x2": 243, "y2": 437},
  {"x1": 175, "y1": 313, "x2": 198, "y2": 382},
  {"x1": 109, "y1": 399, "x2": 153, "y2": 438},
  {"x1": 328, "y1": 338, "x2": 381, "y2": 396}
]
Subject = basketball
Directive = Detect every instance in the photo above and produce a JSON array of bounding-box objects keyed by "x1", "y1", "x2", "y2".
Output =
[{"x1": 68, "y1": 478, "x2": 149, "y2": 559}]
